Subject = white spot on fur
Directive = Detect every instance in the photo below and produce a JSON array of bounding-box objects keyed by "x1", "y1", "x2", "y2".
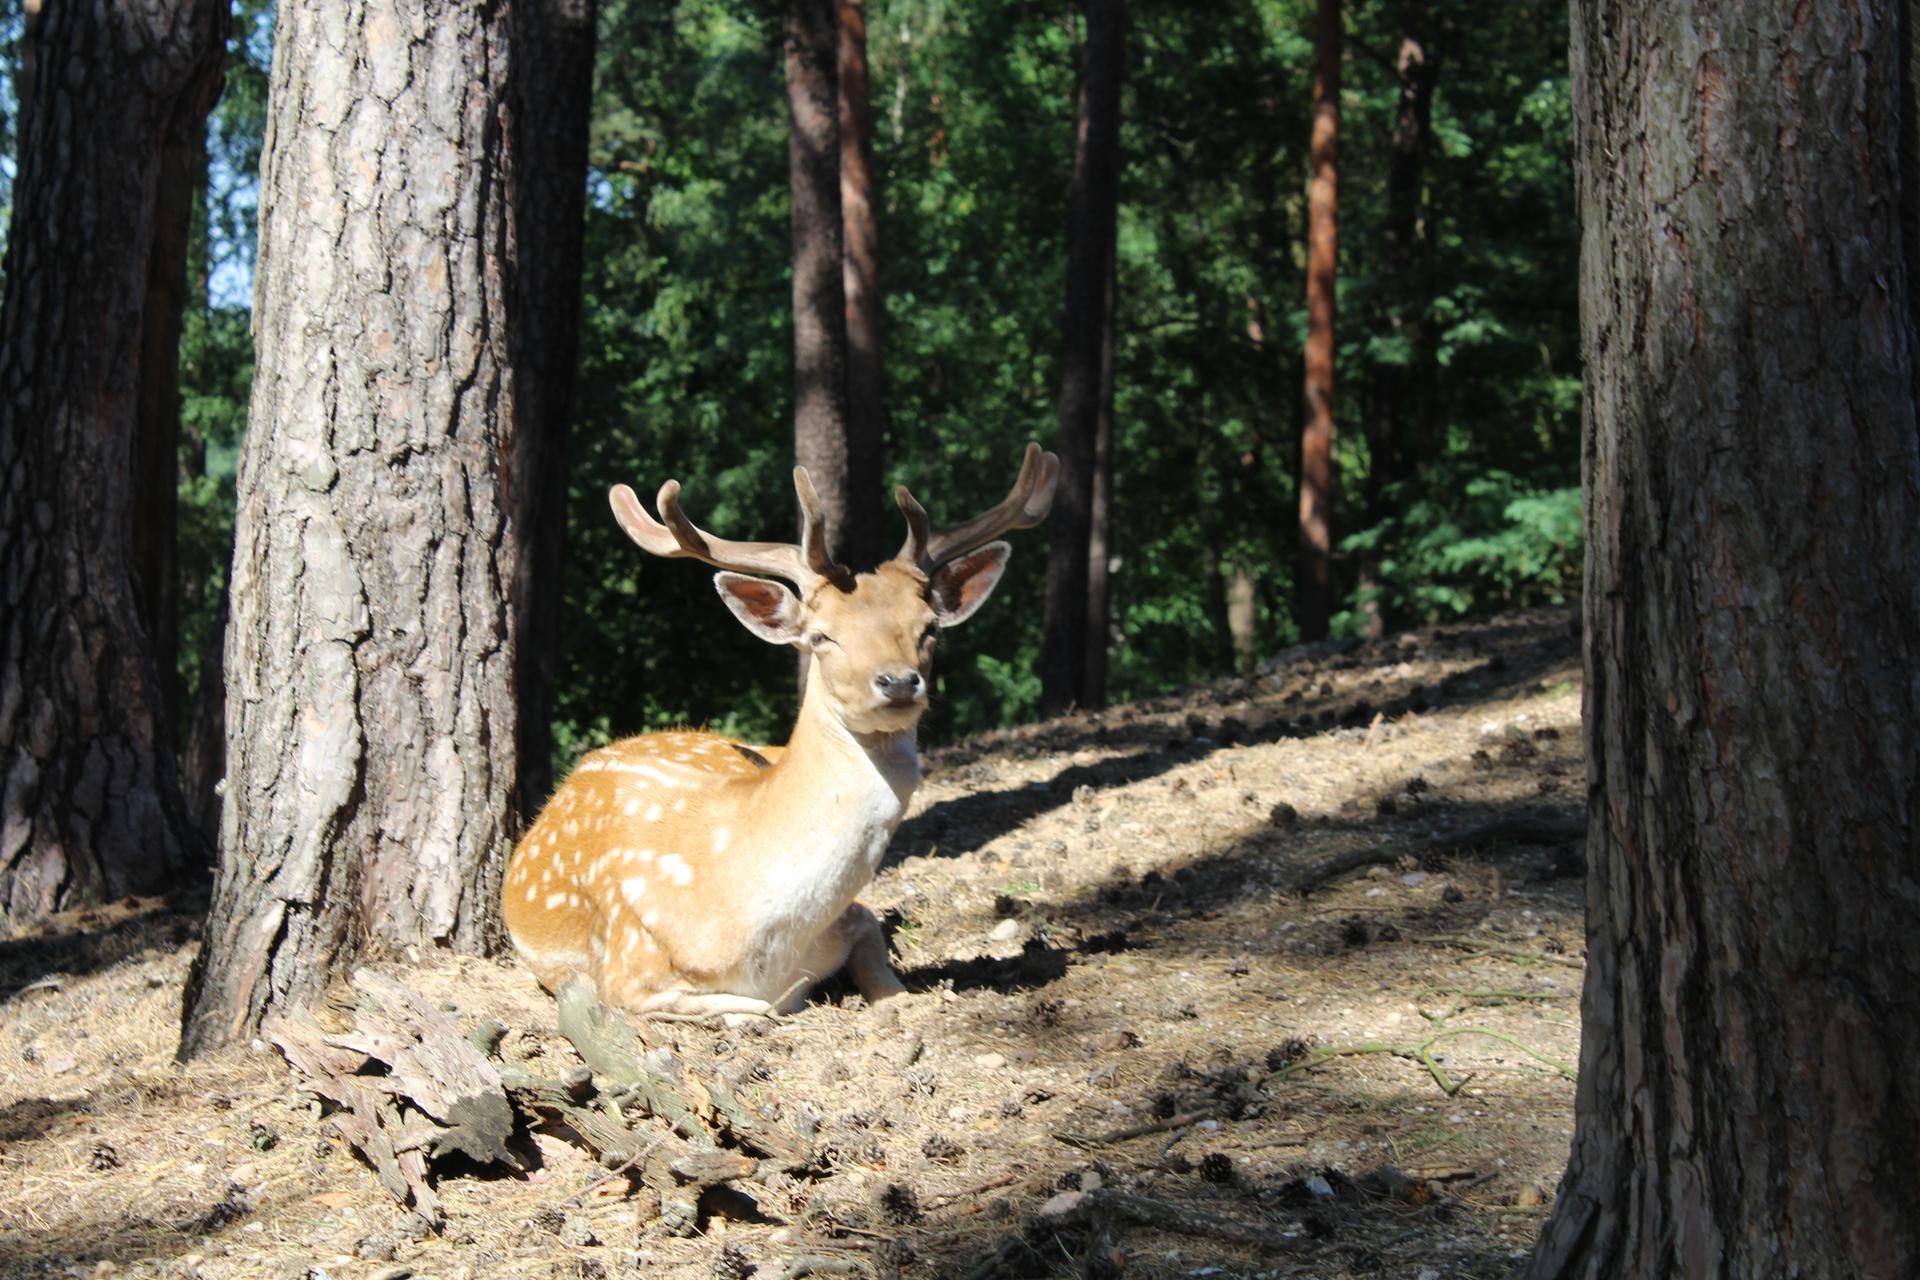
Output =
[
  {"x1": 645, "y1": 804, "x2": 662, "y2": 822},
  {"x1": 544, "y1": 892, "x2": 568, "y2": 909},
  {"x1": 624, "y1": 798, "x2": 640, "y2": 816},
  {"x1": 641, "y1": 910, "x2": 659, "y2": 928},
  {"x1": 711, "y1": 826, "x2": 731, "y2": 853},
  {"x1": 523, "y1": 884, "x2": 538, "y2": 903},
  {"x1": 658, "y1": 854, "x2": 695, "y2": 886},
  {"x1": 621, "y1": 876, "x2": 648, "y2": 903}
]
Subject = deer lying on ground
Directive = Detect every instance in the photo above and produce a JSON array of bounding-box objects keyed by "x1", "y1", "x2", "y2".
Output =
[{"x1": 504, "y1": 445, "x2": 1057, "y2": 1019}]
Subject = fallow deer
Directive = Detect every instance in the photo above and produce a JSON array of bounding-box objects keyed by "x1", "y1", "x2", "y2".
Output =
[{"x1": 504, "y1": 444, "x2": 1058, "y2": 1018}]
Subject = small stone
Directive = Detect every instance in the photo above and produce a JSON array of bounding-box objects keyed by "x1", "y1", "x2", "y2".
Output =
[
  {"x1": 557, "y1": 1214, "x2": 598, "y2": 1247},
  {"x1": 46, "y1": 1053, "x2": 77, "y2": 1074},
  {"x1": 973, "y1": 1052, "x2": 1007, "y2": 1071},
  {"x1": 1038, "y1": 1190, "x2": 1086, "y2": 1218},
  {"x1": 988, "y1": 918, "x2": 1020, "y2": 942},
  {"x1": 1401, "y1": 870, "x2": 1431, "y2": 887},
  {"x1": 1305, "y1": 1174, "x2": 1335, "y2": 1198}
]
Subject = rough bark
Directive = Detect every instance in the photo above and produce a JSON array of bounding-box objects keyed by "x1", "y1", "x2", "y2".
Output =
[
  {"x1": 181, "y1": 0, "x2": 523, "y2": 1055},
  {"x1": 837, "y1": 0, "x2": 886, "y2": 571},
  {"x1": 0, "y1": 0, "x2": 225, "y2": 922},
  {"x1": 1295, "y1": 0, "x2": 1340, "y2": 642},
  {"x1": 1527, "y1": 3, "x2": 1920, "y2": 1276},
  {"x1": 1040, "y1": 0, "x2": 1124, "y2": 717},
  {"x1": 1082, "y1": 229, "x2": 1118, "y2": 709},
  {"x1": 786, "y1": 0, "x2": 867, "y2": 568},
  {"x1": 509, "y1": 0, "x2": 597, "y2": 820},
  {"x1": 1358, "y1": 0, "x2": 1436, "y2": 639}
]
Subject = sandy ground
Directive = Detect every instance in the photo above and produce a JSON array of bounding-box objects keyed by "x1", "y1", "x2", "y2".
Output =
[{"x1": 0, "y1": 608, "x2": 1586, "y2": 1280}]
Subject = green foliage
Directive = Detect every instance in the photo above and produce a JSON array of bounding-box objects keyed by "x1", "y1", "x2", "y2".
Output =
[
  {"x1": 1336, "y1": 469, "x2": 1580, "y2": 632},
  {"x1": 0, "y1": 0, "x2": 1580, "y2": 758}
]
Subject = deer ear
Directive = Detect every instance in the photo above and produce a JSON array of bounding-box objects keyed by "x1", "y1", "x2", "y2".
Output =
[
  {"x1": 929, "y1": 542, "x2": 1012, "y2": 627},
  {"x1": 714, "y1": 573, "x2": 805, "y2": 645}
]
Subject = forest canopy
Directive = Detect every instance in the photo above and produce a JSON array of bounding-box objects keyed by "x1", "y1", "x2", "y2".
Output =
[{"x1": 0, "y1": 0, "x2": 1578, "y2": 762}]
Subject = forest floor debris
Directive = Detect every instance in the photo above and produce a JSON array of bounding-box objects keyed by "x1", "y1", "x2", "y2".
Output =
[{"x1": 1, "y1": 608, "x2": 1585, "y2": 1278}]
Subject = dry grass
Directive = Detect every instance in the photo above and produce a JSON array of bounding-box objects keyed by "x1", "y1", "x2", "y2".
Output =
[{"x1": 1, "y1": 608, "x2": 1585, "y2": 1279}]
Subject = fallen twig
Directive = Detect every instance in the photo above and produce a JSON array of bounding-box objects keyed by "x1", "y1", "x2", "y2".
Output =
[
  {"x1": 1411, "y1": 935, "x2": 1584, "y2": 969},
  {"x1": 1053, "y1": 1110, "x2": 1217, "y2": 1148}
]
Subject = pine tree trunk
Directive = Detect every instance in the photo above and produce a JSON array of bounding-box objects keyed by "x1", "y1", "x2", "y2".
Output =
[
  {"x1": 1082, "y1": 234, "x2": 1117, "y2": 708},
  {"x1": 509, "y1": 0, "x2": 597, "y2": 820},
  {"x1": 1295, "y1": 0, "x2": 1340, "y2": 642},
  {"x1": 1527, "y1": 2, "x2": 1920, "y2": 1275},
  {"x1": 786, "y1": 0, "x2": 866, "y2": 568},
  {"x1": 0, "y1": 0, "x2": 224, "y2": 922},
  {"x1": 133, "y1": 131, "x2": 206, "y2": 742},
  {"x1": 1040, "y1": 0, "x2": 1124, "y2": 717},
  {"x1": 1358, "y1": 0, "x2": 1434, "y2": 639},
  {"x1": 181, "y1": 0, "x2": 523, "y2": 1055},
  {"x1": 837, "y1": 0, "x2": 886, "y2": 571}
]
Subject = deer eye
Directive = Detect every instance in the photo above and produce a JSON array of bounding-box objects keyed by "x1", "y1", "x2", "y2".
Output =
[
  {"x1": 810, "y1": 630, "x2": 834, "y2": 648},
  {"x1": 920, "y1": 623, "x2": 939, "y2": 644}
]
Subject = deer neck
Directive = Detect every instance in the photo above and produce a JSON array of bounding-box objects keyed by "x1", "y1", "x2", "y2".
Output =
[{"x1": 760, "y1": 667, "x2": 922, "y2": 878}]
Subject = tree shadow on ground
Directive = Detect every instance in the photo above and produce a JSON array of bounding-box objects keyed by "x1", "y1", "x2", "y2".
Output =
[
  {"x1": 0, "y1": 896, "x2": 202, "y2": 1005},
  {"x1": 894, "y1": 609, "x2": 1582, "y2": 865}
]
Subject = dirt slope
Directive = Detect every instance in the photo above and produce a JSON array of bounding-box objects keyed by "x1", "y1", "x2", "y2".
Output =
[{"x1": 0, "y1": 608, "x2": 1585, "y2": 1279}]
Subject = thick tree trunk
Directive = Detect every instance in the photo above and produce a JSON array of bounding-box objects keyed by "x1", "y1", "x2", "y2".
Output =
[
  {"x1": 1295, "y1": 0, "x2": 1340, "y2": 642},
  {"x1": 0, "y1": 1, "x2": 224, "y2": 922},
  {"x1": 1358, "y1": 0, "x2": 1435, "y2": 639},
  {"x1": 181, "y1": 0, "x2": 523, "y2": 1055},
  {"x1": 786, "y1": 0, "x2": 869, "y2": 570},
  {"x1": 1040, "y1": 0, "x2": 1124, "y2": 717},
  {"x1": 509, "y1": 0, "x2": 597, "y2": 820},
  {"x1": 1527, "y1": 3, "x2": 1920, "y2": 1276},
  {"x1": 837, "y1": 0, "x2": 886, "y2": 571}
]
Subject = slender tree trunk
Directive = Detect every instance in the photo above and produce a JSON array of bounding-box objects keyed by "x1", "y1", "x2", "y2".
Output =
[
  {"x1": 509, "y1": 0, "x2": 597, "y2": 820},
  {"x1": 786, "y1": 0, "x2": 870, "y2": 571},
  {"x1": 837, "y1": 0, "x2": 886, "y2": 570},
  {"x1": 181, "y1": 0, "x2": 523, "y2": 1055},
  {"x1": 1040, "y1": 0, "x2": 1124, "y2": 717},
  {"x1": 0, "y1": 1, "x2": 224, "y2": 922},
  {"x1": 180, "y1": 596, "x2": 226, "y2": 844},
  {"x1": 1358, "y1": 0, "x2": 1435, "y2": 639},
  {"x1": 133, "y1": 131, "x2": 205, "y2": 742},
  {"x1": 1295, "y1": 0, "x2": 1340, "y2": 642},
  {"x1": 1082, "y1": 232, "x2": 1117, "y2": 708},
  {"x1": 1527, "y1": 3, "x2": 1920, "y2": 1275},
  {"x1": 1226, "y1": 561, "x2": 1257, "y2": 674}
]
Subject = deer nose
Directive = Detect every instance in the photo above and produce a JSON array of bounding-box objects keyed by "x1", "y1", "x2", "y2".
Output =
[{"x1": 873, "y1": 669, "x2": 924, "y2": 704}]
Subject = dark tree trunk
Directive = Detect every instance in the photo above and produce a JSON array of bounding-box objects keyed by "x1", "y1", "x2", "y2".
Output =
[
  {"x1": 1295, "y1": 0, "x2": 1340, "y2": 642},
  {"x1": 1527, "y1": 3, "x2": 1920, "y2": 1276},
  {"x1": 180, "y1": 596, "x2": 226, "y2": 844},
  {"x1": 837, "y1": 0, "x2": 886, "y2": 571},
  {"x1": 1357, "y1": 0, "x2": 1435, "y2": 639},
  {"x1": 0, "y1": 1, "x2": 224, "y2": 922},
  {"x1": 133, "y1": 131, "x2": 205, "y2": 742},
  {"x1": 1040, "y1": 0, "x2": 1124, "y2": 717},
  {"x1": 181, "y1": 0, "x2": 524, "y2": 1055},
  {"x1": 786, "y1": 0, "x2": 871, "y2": 570},
  {"x1": 509, "y1": 0, "x2": 597, "y2": 821},
  {"x1": 1082, "y1": 234, "x2": 1117, "y2": 708}
]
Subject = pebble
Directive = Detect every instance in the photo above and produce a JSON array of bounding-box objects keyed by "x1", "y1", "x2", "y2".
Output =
[
  {"x1": 973, "y1": 1052, "x2": 1007, "y2": 1070},
  {"x1": 988, "y1": 918, "x2": 1020, "y2": 942}
]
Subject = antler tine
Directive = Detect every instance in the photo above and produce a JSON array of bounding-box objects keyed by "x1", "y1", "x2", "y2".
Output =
[
  {"x1": 894, "y1": 442, "x2": 1060, "y2": 571},
  {"x1": 792, "y1": 467, "x2": 852, "y2": 585},
  {"x1": 608, "y1": 475, "x2": 821, "y2": 589}
]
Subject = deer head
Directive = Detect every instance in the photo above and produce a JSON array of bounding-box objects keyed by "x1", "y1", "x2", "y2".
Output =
[{"x1": 608, "y1": 443, "x2": 1058, "y2": 735}]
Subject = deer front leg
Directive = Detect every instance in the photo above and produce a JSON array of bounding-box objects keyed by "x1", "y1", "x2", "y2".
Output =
[{"x1": 831, "y1": 902, "x2": 908, "y2": 1007}]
